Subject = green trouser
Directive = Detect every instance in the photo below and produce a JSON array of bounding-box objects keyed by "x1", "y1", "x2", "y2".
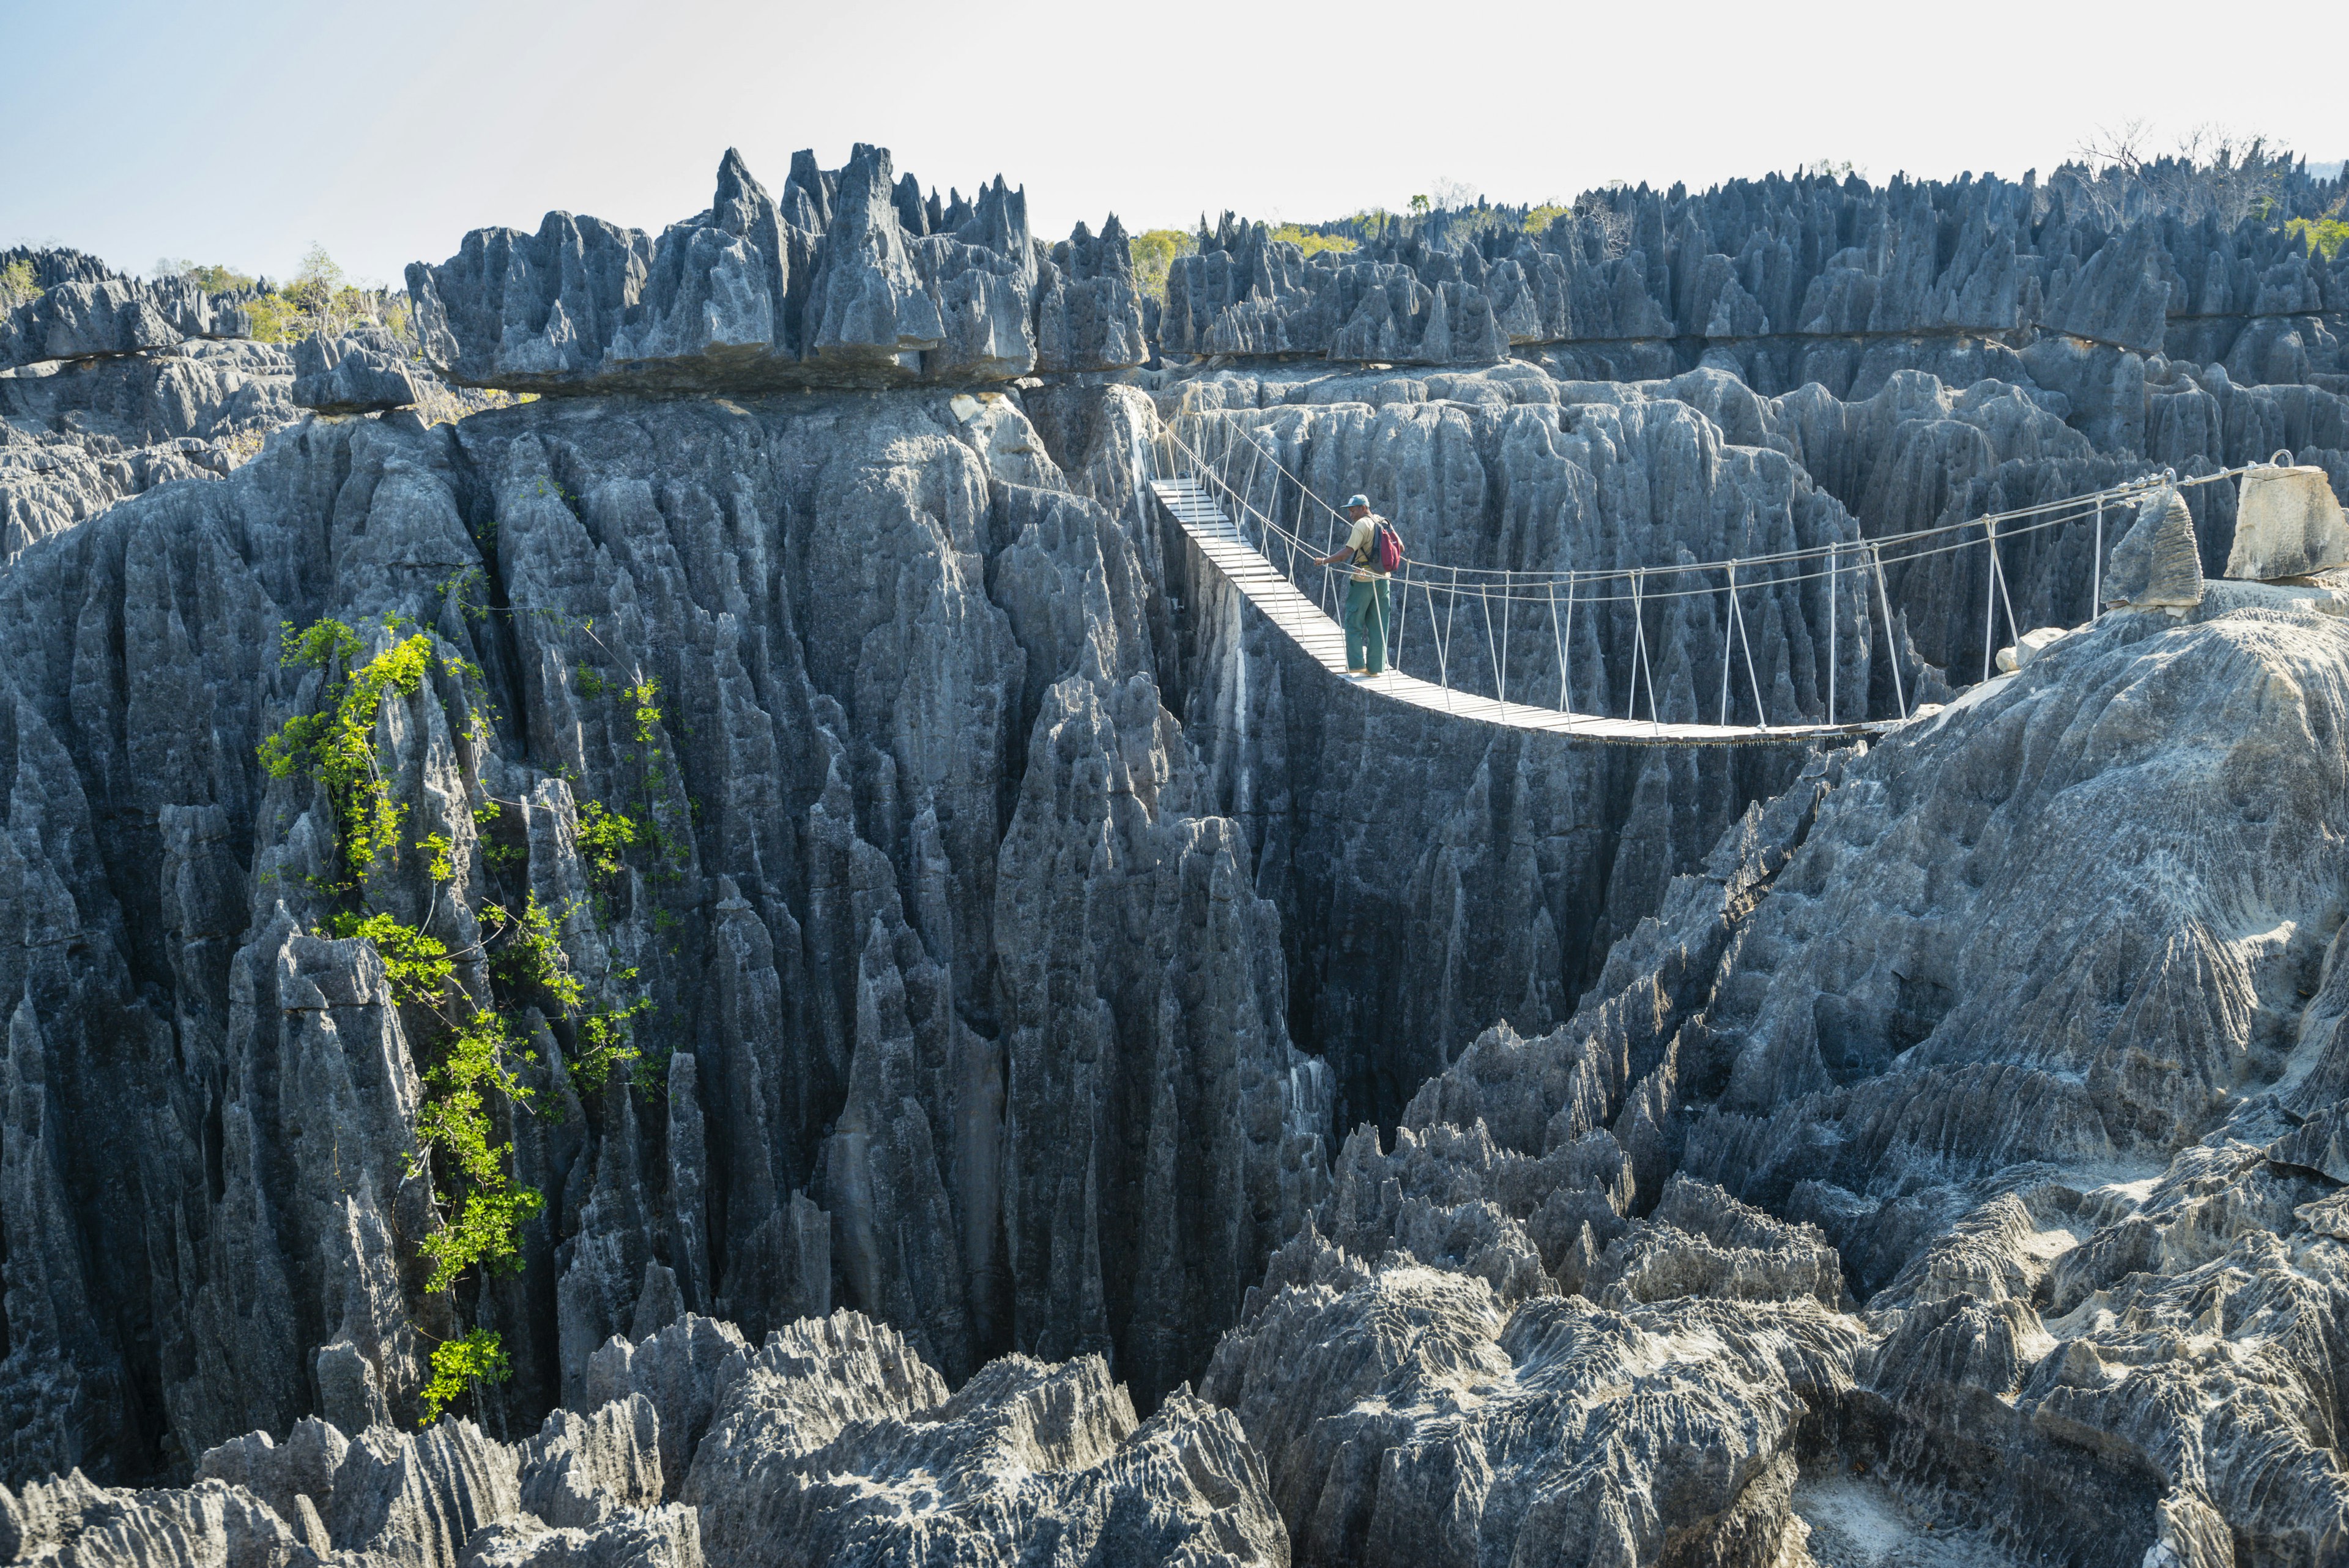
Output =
[{"x1": 1344, "y1": 575, "x2": 1392, "y2": 674}]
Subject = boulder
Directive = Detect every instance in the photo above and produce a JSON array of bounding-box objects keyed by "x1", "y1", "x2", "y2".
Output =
[
  {"x1": 290, "y1": 329, "x2": 422, "y2": 414},
  {"x1": 2224, "y1": 463, "x2": 2349, "y2": 579},
  {"x1": 1995, "y1": 624, "x2": 2072, "y2": 671},
  {"x1": 2102, "y1": 487, "x2": 2204, "y2": 609}
]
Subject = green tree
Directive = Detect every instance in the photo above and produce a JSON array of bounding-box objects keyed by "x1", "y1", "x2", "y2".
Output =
[
  {"x1": 157, "y1": 259, "x2": 258, "y2": 294},
  {"x1": 1269, "y1": 224, "x2": 1356, "y2": 259},
  {"x1": 1129, "y1": 228, "x2": 1195, "y2": 302},
  {"x1": 0, "y1": 259, "x2": 41, "y2": 313},
  {"x1": 241, "y1": 243, "x2": 406, "y2": 344},
  {"x1": 2287, "y1": 215, "x2": 2349, "y2": 260}
]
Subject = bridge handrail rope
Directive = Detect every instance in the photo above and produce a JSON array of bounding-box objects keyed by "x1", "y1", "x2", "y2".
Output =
[
  {"x1": 1143, "y1": 403, "x2": 2282, "y2": 735},
  {"x1": 1160, "y1": 419, "x2": 2258, "y2": 620},
  {"x1": 1157, "y1": 403, "x2": 2257, "y2": 595}
]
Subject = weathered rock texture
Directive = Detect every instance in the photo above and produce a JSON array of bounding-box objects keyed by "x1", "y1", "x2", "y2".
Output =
[
  {"x1": 290, "y1": 329, "x2": 424, "y2": 415},
  {"x1": 408, "y1": 148, "x2": 1148, "y2": 393},
  {"x1": 4, "y1": 1309, "x2": 1284, "y2": 1567},
  {"x1": 1162, "y1": 165, "x2": 2349, "y2": 387},
  {"x1": 1151, "y1": 354, "x2": 2349, "y2": 712},
  {"x1": 1, "y1": 265, "x2": 251, "y2": 371},
  {"x1": 1200, "y1": 1181, "x2": 1861, "y2": 1566},
  {"x1": 2226, "y1": 462, "x2": 2349, "y2": 578},
  {"x1": 1252, "y1": 603, "x2": 2349, "y2": 1562},
  {"x1": 0, "y1": 376, "x2": 1338, "y2": 1487},
  {"x1": 11, "y1": 147, "x2": 2349, "y2": 1568},
  {"x1": 1, "y1": 257, "x2": 299, "y2": 555}
]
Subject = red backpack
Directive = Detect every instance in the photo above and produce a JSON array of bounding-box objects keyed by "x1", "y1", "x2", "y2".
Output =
[{"x1": 1366, "y1": 520, "x2": 1405, "y2": 574}]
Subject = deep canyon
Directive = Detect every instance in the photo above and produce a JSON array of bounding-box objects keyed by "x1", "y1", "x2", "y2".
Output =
[{"x1": 4, "y1": 141, "x2": 2349, "y2": 1566}]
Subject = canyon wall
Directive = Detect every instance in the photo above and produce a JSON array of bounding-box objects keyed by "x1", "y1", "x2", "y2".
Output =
[{"x1": 7, "y1": 143, "x2": 2349, "y2": 1565}]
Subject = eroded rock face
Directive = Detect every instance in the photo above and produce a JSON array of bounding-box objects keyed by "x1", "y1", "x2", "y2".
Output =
[
  {"x1": 1305, "y1": 605, "x2": 2349, "y2": 1560},
  {"x1": 0, "y1": 375, "x2": 1344, "y2": 1482},
  {"x1": 1149, "y1": 355, "x2": 2348, "y2": 707},
  {"x1": 1, "y1": 271, "x2": 250, "y2": 371},
  {"x1": 2105, "y1": 486, "x2": 2206, "y2": 608},
  {"x1": 1200, "y1": 1194, "x2": 1861, "y2": 1567},
  {"x1": 1160, "y1": 165, "x2": 2349, "y2": 383},
  {"x1": 10, "y1": 147, "x2": 2349, "y2": 1567},
  {"x1": 1, "y1": 336, "x2": 298, "y2": 555},
  {"x1": 290, "y1": 329, "x2": 423, "y2": 415},
  {"x1": 689, "y1": 1315, "x2": 1285, "y2": 1567},
  {"x1": 1, "y1": 1310, "x2": 1286, "y2": 1568},
  {"x1": 2226, "y1": 463, "x2": 2349, "y2": 579},
  {"x1": 408, "y1": 147, "x2": 1147, "y2": 394}
]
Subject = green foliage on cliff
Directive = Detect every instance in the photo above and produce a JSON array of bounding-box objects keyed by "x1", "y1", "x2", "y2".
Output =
[
  {"x1": 259, "y1": 615, "x2": 661, "y2": 1425},
  {"x1": 0, "y1": 259, "x2": 42, "y2": 313},
  {"x1": 1130, "y1": 228, "x2": 1195, "y2": 302},
  {"x1": 157, "y1": 259, "x2": 258, "y2": 294},
  {"x1": 2287, "y1": 216, "x2": 2348, "y2": 260},
  {"x1": 420, "y1": 1329, "x2": 510, "y2": 1425},
  {"x1": 235, "y1": 244, "x2": 412, "y2": 345},
  {"x1": 1269, "y1": 224, "x2": 1355, "y2": 258}
]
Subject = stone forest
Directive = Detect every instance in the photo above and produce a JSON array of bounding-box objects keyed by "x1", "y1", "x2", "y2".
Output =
[{"x1": 4, "y1": 138, "x2": 2349, "y2": 1566}]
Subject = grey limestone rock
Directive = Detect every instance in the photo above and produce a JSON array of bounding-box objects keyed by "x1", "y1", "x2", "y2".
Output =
[
  {"x1": 461, "y1": 1506, "x2": 704, "y2": 1568},
  {"x1": 1, "y1": 270, "x2": 250, "y2": 371},
  {"x1": 0, "y1": 365, "x2": 1357, "y2": 1487},
  {"x1": 2104, "y1": 486, "x2": 2205, "y2": 607},
  {"x1": 2, "y1": 337, "x2": 299, "y2": 555},
  {"x1": 1036, "y1": 218, "x2": 1149, "y2": 374},
  {"x1": 2225, "y1": 462, "x2": 2349, "y2": 579},
  {"x1": 291, "y1": 329, "x2": 423, "y2": 415},
  {"x1": 1362, "y1": 603, "x2": 2349, "y2": 1556},
  {"x1": 687, "y1": 1323, "x2": 1283, "y2": 1568},
  {"x1": 0, "y1": 1309, "x2": 1283, "y2": 1568},
  {"x1": 12, "y1": 147, "x2": 2349, "y2": 1567},
  {"x1": 408, "y1": 147, "x2": 1144, "y2": 394},
  {"x1": 1198, "y1": 1224, "x2": 1860, "y2": 1568},
  {"x1": 1157, "y1": 165, "x2": 2349, "y2": 377},
  {"x1": 516, "y1": 1395, "x2": 664, "y2": 1528}
]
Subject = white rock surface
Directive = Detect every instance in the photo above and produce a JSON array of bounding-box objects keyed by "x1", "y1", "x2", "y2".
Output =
[{"x1": 2225, "y1": 464, "x2": 2349, "y2": 580}]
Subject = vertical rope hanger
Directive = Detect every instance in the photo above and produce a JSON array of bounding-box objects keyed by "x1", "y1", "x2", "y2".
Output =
[
  {"x1": 1498, "y1": 568, "x2": 1513, "y2": 705},
  {"x1": 1729, "y1": 562, "x2": 1767, "y2": 727},
  {"x1": 1477, "y1": 568, "x2": 1501, "y2": 700},
  {"x1": 1442, "y1": 565, "x2": 1461, "y2": 691},
  {"x1": 1989, "y1": 518, "x2": 2021, "y2": 667},
  {"x1": 1561, "y1": 576, "x2": 1576, "y2": 713},
  {"x1": 1393, "y1": 555, "x2": 1413, "y2": 666},
  {"x1": 1981, "y1": 516, "x2": 1999, "y2": 683},
  {"x1": 1630, "y1": 569, "x2": 1659, "y2": 724},
  {"x1": 1827, "y1": 541, "x2": 1838, "y2": 726},
  {"x1": 1717, "y1": 576, "x2": 1735, "y2": 727},
  {"x1": 1547, "y1": 579, "x2": 1567, "y2": 710},
  {"x1": 1871, "y1": 543, "x2": 1907, "y2": 720},
  {"x1": 2090, "y1": 497, "x2": 2103, "y2": 620}
]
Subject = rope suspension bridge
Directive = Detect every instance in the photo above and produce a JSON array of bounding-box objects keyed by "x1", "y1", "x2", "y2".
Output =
[{"x1": 1138, "y1": 406, "x2": 2259, "y2": 745}]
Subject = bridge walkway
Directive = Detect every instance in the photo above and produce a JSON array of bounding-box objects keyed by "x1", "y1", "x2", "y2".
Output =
[{"x1": 1150, "y1": 475, "x2": 1894, "y2": 746}]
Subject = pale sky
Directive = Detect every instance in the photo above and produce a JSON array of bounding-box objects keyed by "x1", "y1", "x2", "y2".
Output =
[{"x1": 4, "y1": 0, "x2": 2342, "y2": 288}]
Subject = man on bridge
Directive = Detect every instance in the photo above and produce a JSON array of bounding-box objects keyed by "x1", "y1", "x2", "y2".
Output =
[{"x1": 1317, "y1": 495, "x2": 1393, "y2": 677}]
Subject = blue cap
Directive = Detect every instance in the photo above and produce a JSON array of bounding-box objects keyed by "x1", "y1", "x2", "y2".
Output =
[{"x1": 1345, "y1": 494, "x2": 1370, "y2": 510}]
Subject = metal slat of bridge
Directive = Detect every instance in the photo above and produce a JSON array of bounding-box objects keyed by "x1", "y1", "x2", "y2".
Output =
[{"x1": 1150, "y1": 477, "x2": 1893, "y2": 746}]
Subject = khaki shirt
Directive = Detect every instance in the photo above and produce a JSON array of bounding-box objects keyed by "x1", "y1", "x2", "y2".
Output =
[{"x1": 1343, "y1": 515, "x2": 1390, "y2": 581}]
